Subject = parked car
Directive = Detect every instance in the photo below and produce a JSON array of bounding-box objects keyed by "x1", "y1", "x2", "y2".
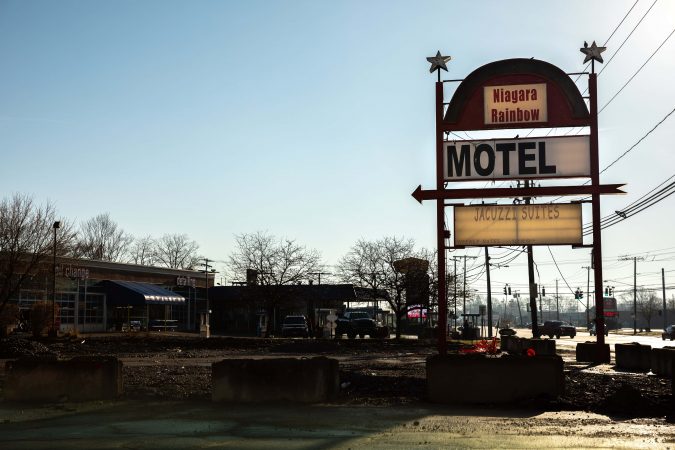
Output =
[
  {"x1": 662, "y1": 325, "x2": 675, "y2": 341},
  {"x1": 335, "y1": 311, "x2": 380, "y2": 339},
  {"x1": 538, "y1": 320, "x2": 576, "y2": 339},
  {"x1": 281, "y1": 315, "x2": 309, "y2": 338},
  {"x1": 589, "y1": 323, "x2": 608, "y2": 336}
]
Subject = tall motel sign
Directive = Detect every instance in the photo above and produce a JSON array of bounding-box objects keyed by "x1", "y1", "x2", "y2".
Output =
[{"x1": 415, "y1": 46, "x2": 624, "y2": 361}]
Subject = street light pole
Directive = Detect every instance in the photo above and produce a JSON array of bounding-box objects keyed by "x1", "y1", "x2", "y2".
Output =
[{"x1": 50, "y1": 221, "x2": 61, "y2": 337}]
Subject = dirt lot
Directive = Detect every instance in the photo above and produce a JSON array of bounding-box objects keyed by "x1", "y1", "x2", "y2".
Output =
[{"x1": 0, "y1": 333, "x2": 672, "y2": 418}]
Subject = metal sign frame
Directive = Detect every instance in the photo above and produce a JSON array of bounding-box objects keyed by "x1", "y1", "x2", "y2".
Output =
[{"x1": 417, "y1": 57, "x2": 621, "y2": 357}]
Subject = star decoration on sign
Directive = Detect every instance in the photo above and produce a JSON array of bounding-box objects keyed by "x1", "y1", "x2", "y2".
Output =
[
  {"x1": 580, "y1": 41, "x2": 606, "y2": 64},
  {"x1": 426, "y1": 51, "x2": 452, "y2": 73}
]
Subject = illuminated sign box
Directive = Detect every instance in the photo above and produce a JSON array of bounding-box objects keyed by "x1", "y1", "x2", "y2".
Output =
[
  {"x1": 484, "y1": 83, "x2": 547, "y2": 125},
  {"x1": 454, "y1": 203, "x2": 582, "y2": 246},
  {"x1": 444, "y1": 135, "x2": 590, "y2": 182}
]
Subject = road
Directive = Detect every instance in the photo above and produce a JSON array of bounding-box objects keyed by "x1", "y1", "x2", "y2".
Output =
[
  {"x1": 509, "y1": 328, "x2": 674, "y2": 355},
  {"x1": 0, "y1": 401, "x2": 673, "y2": 449}
]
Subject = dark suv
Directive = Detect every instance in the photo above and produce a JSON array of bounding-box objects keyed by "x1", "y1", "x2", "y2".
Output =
[
  {"x1": 335, "y1": 311, "x2": 378, "y2": 339},
  {"x1": 281, "y1": 315, "x2": 309, "y2": 338},
  {"x1": 538, "y1": 320, "x2": 576, "y2": 339}
]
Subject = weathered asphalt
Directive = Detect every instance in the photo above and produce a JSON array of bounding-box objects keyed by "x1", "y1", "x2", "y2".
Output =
[{"x1": 0, "y1": 400, "x2": 673, "y2": 449}]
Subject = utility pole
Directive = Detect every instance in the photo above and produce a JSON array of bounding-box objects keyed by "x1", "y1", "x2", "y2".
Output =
[
  {"x1": 631, "y1": 256, "x2": 643, "y2": 334},
  {"x1": 451, "y1": 255, "x2": 478, "y2": 320},
  {"x1": 555, "y1": 279, "x2": 559, "y2": 321},
  {"x1": 453, "y1": 257, "x2": 457, "y2": 329},
  {"x1": 620, "y1": 255, "x2": 645, "y2": 335},
  {"x1": 523, "y1": 180, "x2": 539, "y2": 338},
  {"x1": 484, "y1": 246, "x2": 492, "y2": 338},
  {"x1": 662, "y1": 268, "x2": 667, "y2": 331},
  {"x1": 582, "y1": 265, "x2": 591, "y2": 327},
  {"x1": 308, "y1": 272, "x2": 331, "y2": 285}
]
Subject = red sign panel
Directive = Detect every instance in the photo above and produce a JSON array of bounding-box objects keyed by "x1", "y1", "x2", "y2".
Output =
[{"x1": 443, "y1": 59, "x2": 590, "y2": 131}]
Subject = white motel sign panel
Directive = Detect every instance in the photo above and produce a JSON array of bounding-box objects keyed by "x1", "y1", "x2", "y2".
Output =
[
  {"x1": 484, "y1": 83, "x2": 547, "y2": 125},
  {"x1": 454, "y1": 203, "x2": 583, "y2": 246},
  {"x1": 444, "y1": 135, "x2": 590, "y2": 182}
]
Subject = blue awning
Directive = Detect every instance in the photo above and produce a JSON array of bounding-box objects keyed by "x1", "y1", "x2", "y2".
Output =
[{"x1": 102, "y1": 280, "x2": 185, "y2": 306}]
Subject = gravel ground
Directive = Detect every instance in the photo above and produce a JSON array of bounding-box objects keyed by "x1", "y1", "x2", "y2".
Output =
[{"x1": 0, "y1": 334, "x2": 672, "y2": 417}]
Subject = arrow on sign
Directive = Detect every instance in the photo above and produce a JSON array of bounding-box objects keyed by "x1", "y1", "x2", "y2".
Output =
[{"x1": 411, "y1": 184, "x2": 625, "y2": 204}]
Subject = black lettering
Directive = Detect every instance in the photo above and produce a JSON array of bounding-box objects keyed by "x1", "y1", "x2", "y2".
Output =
[
  {"x1": 554, "y1": 206, "x2": 559, "y2": 219},
  {"x1": 538, "y1": 142, "x2": 556, "y2": 174},
  {"x1": 474, "y1": 144, "x2": 495, "y2": 176},
  {"x1": 496, "y1": 143, "x2": 515, "y2": 175},
  {"x1": 518, "y1": 142, "x2": 537, "y2": 175},
  {"x1": 447, "y1": 145, "x2": 471, "y2": 177}
]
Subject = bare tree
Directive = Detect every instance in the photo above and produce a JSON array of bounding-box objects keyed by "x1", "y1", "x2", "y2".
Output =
[
  {"x1": 227, "y1": 231, "x2": 321, "y2": 286},
  {"x1": 337, "y1": 236, "x2": 418, "y2": 339},
  {"x1": 75, "y1": 213, "x2": 132, "y2": 262},
  {"x1": 129, "y1": 235, "x2": 157, "y2": 266},
  {"x1": 227, "y1": 231, "x2": 322, "y2": 335},
  {"x1": 0, "y1": 194, "x2": 75, "y2": 315},
  {"x1": 154, "y1": 234, "x2": 200, "y2": 269},
  {"x1": 637, "y1": 287, "x2": 659, "y2": 331}
]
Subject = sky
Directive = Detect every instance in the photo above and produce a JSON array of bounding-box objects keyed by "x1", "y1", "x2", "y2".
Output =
[{"x1": 1, "y1": 0, "x2": 674, "y2": 310}]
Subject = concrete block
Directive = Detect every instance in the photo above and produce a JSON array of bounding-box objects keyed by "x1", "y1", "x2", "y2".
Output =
[
  {"x1": 4, "y1": 357, "x2": 123, "y2": 402},
  {"x1": 502, "y1": 338, "x2": 556, "y2": 356},
  {"x1": 524, "y1": 338, "x2": 556, "y2": 356},
  {"x1": 651, "y1": 347, "x2": 675, "y2": 377},
  {"x1": 426, "y1": 354, "x2": 564, "y2": 404},
  {"x1": 615, "y1": 343, "x2": 651, "y2": 372},
  {"x1": 212, "y1": 357, "x2": 339, "y2": 403},
  {"x1": 499, "y1": 336, "x2": 513, "y2": 352},
  {"x1": 576, "y1": 342, "x2": 610, "y2": 363}
]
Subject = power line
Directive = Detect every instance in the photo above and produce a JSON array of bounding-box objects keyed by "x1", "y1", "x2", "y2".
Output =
[
  {"x1": 546, "y1": 246, "x2": 587, "y2": 307},
  {"x1": 551, "y1": 104, "x2": 675, "y2": 203},
  {"x1": 600, "y1": 105, "x2": 675, "y2": 174},
  {"x1": 573, "y1": 0, "x2": 642, "y2": 85},
  {"x1": 582, "y1": 175, "x2": 675, "y2": 235},
  {"x1": 599, "y1": 26, "x2": 675, "y2": 114},
  {"x1": 597, "y1": 0, "x2": 658, "y2": 77}
]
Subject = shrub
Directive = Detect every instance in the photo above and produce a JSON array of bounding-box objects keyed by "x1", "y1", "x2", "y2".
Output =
[
  {"x1": 30, "y1": 301, "x2": 59, "y2": 337},
  {"x1": 0, "y1": 303, "x2": 20, "y2": 336}
]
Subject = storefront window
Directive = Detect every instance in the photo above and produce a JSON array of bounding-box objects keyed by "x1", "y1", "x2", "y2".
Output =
[{"x1": 56, "y1": 293, "x2": 76, "y2": 324}]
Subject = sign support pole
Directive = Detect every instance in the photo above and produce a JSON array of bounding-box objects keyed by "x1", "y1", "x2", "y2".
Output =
[
  {"x1": 589, "y1": 71, "x2": 606, "y2": 351},
  {"x1": 524, "y1": 180, "x2": 540, "y2": 338},
  {"x1": 435, "y1": 81, "x2": 447, "y2": 355}
]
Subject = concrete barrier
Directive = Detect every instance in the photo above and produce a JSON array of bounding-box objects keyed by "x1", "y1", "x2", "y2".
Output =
[
  {"x1": 651, "y1": 347, "x2": 675, "y2": 377},
  {"x1": 501, "y1": 337, "x2": 556, "y2": 356},
  {"x1": 524, "y1": 338, "x2": 556, "y2": 356},
  {"x1": 576, "y1": 342, "x2": 610, "y2": 363},
  {"x1": 212, "y1": 357, "x2": 339, "y2": 403},
  {"x1": 4, "y1": 357, "x2": 123, "y2": 402},
  {"x1": 427, "y1": 354, "x2": 564, "y2": 404},
  {"x1": 615, "y1": 343, "x2": 651, "y2": 372},
  {"x1": 500, "y1": 336, "x2": 517, "y2": 353}
]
